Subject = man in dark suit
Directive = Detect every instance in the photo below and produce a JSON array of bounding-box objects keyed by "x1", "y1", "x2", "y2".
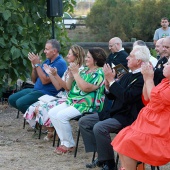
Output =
[
  {"x1": 106, "y1": 37, "x2": 128, "y2": 69},
  {"x1": 79, "y1": 45, "x2": 150, "y2": 170},
  {"x1": 155, "y1": 38, "x2": 166, "y2": 60},
  {"x1": 154, "y1": 36, "x2": 170, "y2": 85}
]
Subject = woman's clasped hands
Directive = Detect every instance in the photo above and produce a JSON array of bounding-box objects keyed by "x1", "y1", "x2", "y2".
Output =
[
  {"x1": 141, "y1": 62, "x2": 154, "y2": 81},
  {"x1": 68, "y1": 62, "x2": 79, "y2": 76}
]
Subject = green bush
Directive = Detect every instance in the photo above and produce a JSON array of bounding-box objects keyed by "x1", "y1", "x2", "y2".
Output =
[
  {"x1": 86, "y1": 0, "x2": 170, "y2": 42},
  {"x1": 0, "y1": 0, "x2": 76, "y2": 96}
]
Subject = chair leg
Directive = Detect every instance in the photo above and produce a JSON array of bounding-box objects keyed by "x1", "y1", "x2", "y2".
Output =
[
  {"x1": 53, "y1": 130, "x2": 58, "y2": 147},
  {"x1": 74, "y1": 128, "x2": 80, "y2": 158},
  {"x1": 151, "y1": 166, "x2": 160, "y2": 170},
  {"x1": 92, "y1": 151, "x2": 96, "y2": 162},
  {"x1": 16, "y1": 110, "x2": 20, "y2": 118},
  {"x1": 38, "y1": 125, "x2": 42, "y2": 139},
  {"x1": 57, "y1": 137, "x2": 60, "y2": 147},
  {"x1": 150, "y1": 166, "x2": 155, "y2": 170},
  {"x1": 23, "y1": 118, "x2": 26, "y2": 129},
  {"x1": 115, "y1": 153, "x2": 119, "y2": 170}
]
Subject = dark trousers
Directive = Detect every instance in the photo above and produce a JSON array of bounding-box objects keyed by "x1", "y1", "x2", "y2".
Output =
[
  {"x1": 8, "y1": 88, "x2": 44, "y2": 113},
  {"x1": 79, "y1": 113, "x2": 122, "y2": 162}
]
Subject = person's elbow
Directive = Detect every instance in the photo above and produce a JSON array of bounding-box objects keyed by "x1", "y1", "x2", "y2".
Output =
[
  {"x1": 31, "y1": 78, "x2": 36, "y2": 84},
  {"x1": 41, "y1": 78, "x2": 51, "y2": 85}
]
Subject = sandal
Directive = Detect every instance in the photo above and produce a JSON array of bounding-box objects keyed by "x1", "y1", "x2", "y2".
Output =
[
  {"x1": 54, "y1": 145, "x2": 75, "y2": 155},
  {"x1": 43, "y1": 131, "x2": 54, "y2": 141}
]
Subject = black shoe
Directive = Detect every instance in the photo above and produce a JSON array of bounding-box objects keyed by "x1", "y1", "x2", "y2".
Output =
[
  {"x1": 101, "y1": 164, "x2": 115, "y2": 170},
  {"x1": 86, "y1": 158, "x2": 104, "y2": 168},
  {"x1": 101, "y1": 165, "x2": 109, "y2": 170}
]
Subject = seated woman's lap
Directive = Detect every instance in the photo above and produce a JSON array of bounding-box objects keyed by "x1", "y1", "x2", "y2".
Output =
[{"x1": 48, "y1": 102, "x2": 81, "y2": 122}]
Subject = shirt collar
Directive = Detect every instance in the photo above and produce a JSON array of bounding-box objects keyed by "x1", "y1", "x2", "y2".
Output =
[
  {"x1": 47, "y1": 55, "x2": 61, "y2": 64},
  {"x1": 131, "y1": 68, "x2": 141, "y2": 74},
  {"x1": 112, "y1": 48, "x2": 125, "y2": 54},
  {"x1": 118, "y1": 47, "x2": 124, "y2": 52},
  {"x1": 132, "y1": 68, "x2": 141, "y2": 74}
]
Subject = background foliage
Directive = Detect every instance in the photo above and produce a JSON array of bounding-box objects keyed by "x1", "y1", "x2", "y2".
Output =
[
  {"x1": 0, "y1": 0, "x2": 76, "y2": 95},
  {"x1": 86, "y1": 0, "x2": 170, "y2": 42},
  {"x1": 1, "y1": 0, "x2": 170, "y2": 95}
]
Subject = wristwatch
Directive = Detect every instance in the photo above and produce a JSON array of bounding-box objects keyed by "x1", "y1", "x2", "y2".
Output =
[{"x1": 34, "y1": 63, "x2": 41, "y2": 68}]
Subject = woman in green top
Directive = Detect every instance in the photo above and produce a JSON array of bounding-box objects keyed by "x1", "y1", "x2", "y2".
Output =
[{"x1": 48, "y1": 47, "x2": 107, "y2": 154}]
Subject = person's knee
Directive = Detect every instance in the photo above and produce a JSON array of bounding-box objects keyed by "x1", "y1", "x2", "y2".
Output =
[
  {"x1": 55, "y1": 112, "x2": 63, "y2": 120},
  {"x1": 8, "y1": 94, "x2": 16, "y2": 106},
  {"x1": 93, "y1": 122, "x2": 104, "y2": 135},
  {"x1": 78, "y1": 116, "x2": 86, "y2": 127},
  {"x1": 48, "y1": 108, "x2": 62, "y2": 121},
  {"x1": 48, "y1": 107, "x2": 56, "y2": 118},
  {"x1": 16, "y1": 99, "x2": 26, "y2": 113}
]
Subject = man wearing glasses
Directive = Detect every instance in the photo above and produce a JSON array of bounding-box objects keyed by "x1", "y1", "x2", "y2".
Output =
[{"x1": 107, "y1": 37, "x2": 128, "y2": 70}]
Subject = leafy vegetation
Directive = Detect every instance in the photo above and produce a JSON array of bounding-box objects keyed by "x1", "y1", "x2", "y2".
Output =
[
  {"x1": 0, "y1": 0, "x2": 76, "y2": 95},
  {"x1": 86, "y1": 0, "x2": 170, "y2": 42}
]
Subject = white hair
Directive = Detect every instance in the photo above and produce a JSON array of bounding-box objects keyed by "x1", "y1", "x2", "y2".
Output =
[{"x1": 133, "y1": 45, "x2": 150, "y2": 62}]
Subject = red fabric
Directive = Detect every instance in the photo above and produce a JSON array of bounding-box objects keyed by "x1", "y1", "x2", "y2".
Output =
[
  {"x1": 112, "y1": 78, "x2": 170, "y2": 166},
  {"x1": 141, "y1": 94, "x2": 149, "y2": 106}
]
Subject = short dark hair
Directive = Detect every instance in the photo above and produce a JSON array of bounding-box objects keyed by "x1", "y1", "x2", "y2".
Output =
[
  {"x1": 46, "y1": 39, "x2": 61, "y2": 52},
  {"x1": 88, "y1": 47, "x2": 107, "y2": 67},
  {"x1": 161, "y1": 17, "x2": 169, "y2": 21},
  {"x1": 134, "y1": 40, "x2": 146, "y2": 46}
]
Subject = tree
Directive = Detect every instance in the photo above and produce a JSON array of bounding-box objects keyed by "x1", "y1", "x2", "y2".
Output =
[
  {"x1": 86, "y1": 0, "x2": 170, "y2": 42},
  {"x1": 0, "y1": 0, "x2": 76, "y2": 95}
]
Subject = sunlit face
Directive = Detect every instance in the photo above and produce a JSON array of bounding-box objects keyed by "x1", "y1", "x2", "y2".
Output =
[
  {"x1": 108, "y1": 40, "x2": 118, "y2": 53},
  {"x1": 162, "y1": 38, "x2": 170, "y2": 56},
  {"x1": 163, "y1": 59, "x2": 170, "y2": 79},
  {"x1": 126, "y1": 49, "x2": 140, "y2": 71},
  {"x1": 155, "y1": 41, "x2": 163, "y2": 54},
  {"x1": 85, "y1": 51, "x2": 95, "y2": 68},
  {"x1": 66, "y1": 49, "x2": 76, "y2": 63},
  {"x1": 44, "y1": 43, "x2": 56, "y2": 60},
  {"x1": 161, "y1": 19, "x2": 169, "y2": 29}
]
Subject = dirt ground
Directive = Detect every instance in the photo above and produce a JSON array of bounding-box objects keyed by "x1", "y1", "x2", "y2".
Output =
[{"x1": 0, "y1": 104, "x2": 169, "y2": 170}]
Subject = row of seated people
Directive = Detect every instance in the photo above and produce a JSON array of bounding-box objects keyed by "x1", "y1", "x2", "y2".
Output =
[{"x1": 8, "y1": 37, "x2": 170, "y2": 170}]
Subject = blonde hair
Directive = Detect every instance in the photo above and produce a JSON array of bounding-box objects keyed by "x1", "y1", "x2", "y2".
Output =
[{"x1": 70, "y1": 45, "x2": 85, "y2": 66}]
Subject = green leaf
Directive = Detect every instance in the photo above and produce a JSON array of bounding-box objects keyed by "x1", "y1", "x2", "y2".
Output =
[
  {"x1": 13, "y1": 68, "x2": 19, "y2": 77},
  {"x1": 3, "y1": 34, "x2": 8, "y2": 40},
  {"x1": 0, "y1": 65, "x2": 8, "y2": 69},
  {"x1": 11, "y1": 37, "x2": 18, "y2": 45},
  {"x1": 17, "y1": 26, "x2": 23, "y2": 35},
  {"x1": 10, "y1": 46, "x2": 21, "y2": 60},
  {"x1": 22, "y1": 58, "x2": 28, "y2": 66},
  {"x1": 2, "y1": 10, "x2": 11, "y2": 20},
  {"x1": 22, "y1": 48, "x2": 29, "y2": 56},
  {"x1": 0, "y1": 27, "x2": 4, "y2": 31},
  {"x1": 0, "y1": 38, "x2": 5, "y2": 47}
]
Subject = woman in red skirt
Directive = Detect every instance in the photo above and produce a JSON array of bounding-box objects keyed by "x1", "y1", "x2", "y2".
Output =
[{"x1": 112, "y1": 58, "x2": 170, "y2": 170}]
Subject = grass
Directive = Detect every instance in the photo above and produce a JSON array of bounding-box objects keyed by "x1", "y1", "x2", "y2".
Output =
[{"x1": 67, "y1": 27, "x2": 98, "y2": 42}]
